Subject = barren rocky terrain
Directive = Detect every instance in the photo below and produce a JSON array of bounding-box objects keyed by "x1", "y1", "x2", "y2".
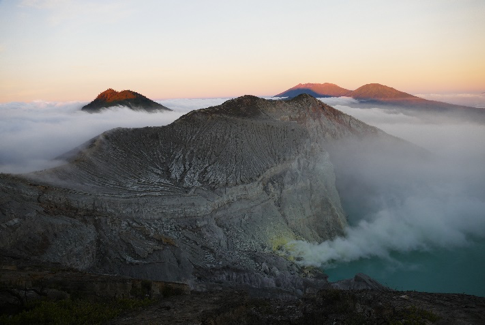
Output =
[{"x1": 110, "y1": 288, "x2": 485, "y2": 325}]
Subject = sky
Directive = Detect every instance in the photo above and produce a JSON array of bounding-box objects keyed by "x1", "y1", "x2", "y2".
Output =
[{"x1": 1, "y1": 0, "x2": 484, "y2": 102}]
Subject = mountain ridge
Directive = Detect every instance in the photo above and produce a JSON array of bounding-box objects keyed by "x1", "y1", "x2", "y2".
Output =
[
  {"x1": 351, "y1": 83, "x2": 419, "y2": 100},
  {"x1": 275, "y1": 83, "x2": 350, "y2": 98},
  {"x1": 276, "y1": 82, "x2": 485, "y2": 123},
  {"x1": 277, "y1": 82, "x2": 429, "y2": 101}
]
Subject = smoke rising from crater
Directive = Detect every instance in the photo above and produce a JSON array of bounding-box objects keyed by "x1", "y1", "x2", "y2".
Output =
[
  {"x1": 287, "y1": 99, "x2": 485, "y2": 267},
  {"x1": 0, "y1": 98, "x2": 230, "y2": 174}
]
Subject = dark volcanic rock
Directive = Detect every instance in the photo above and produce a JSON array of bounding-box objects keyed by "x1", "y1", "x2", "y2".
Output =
[
  {"x1": 82, "y1": 88, "x2": 171, "y2": 113},
  {"x1": 110, "y1": 288, "x2": 485, "y2": 324},
  {"x1": 0, "y1": 95, "x2": 419, "y2": 295}
]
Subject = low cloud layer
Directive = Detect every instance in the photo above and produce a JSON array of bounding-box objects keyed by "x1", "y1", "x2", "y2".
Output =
[
  {"x1": 288, "y1": 100, "x2": 485, "y2": 268},
  {"x1": 319, "y1": 93, "x2": 485, "y2": 108},
  {"x1": 0, "y1": 98, "x2": 230, "y2": 174},
  {"x1": 415, "y1": 93, "x2": 485, "y2": 108}
]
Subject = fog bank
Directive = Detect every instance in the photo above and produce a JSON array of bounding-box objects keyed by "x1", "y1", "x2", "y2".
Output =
[
  {"x1": 415, "y1": 92, "x2": 485, "y2": 108},
  {"x1": 0, "y1": 98, "x2": 230, "y2": 174},
  {"x1": 287, "y1": 99, "x2": 485, "y2": 268}
]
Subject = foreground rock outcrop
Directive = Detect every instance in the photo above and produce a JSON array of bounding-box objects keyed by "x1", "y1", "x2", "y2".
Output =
[
  {"x1": 110, "y1": 288, "x2": 485, "y2": 325},
  {"x1": 0, "y1": 95, "x2": 416, "y2": 294}
]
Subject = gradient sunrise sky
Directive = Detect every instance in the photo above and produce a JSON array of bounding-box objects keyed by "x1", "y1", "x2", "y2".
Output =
[{"x1": 1, "y1": 0, "x2": 484, "y2": 102}]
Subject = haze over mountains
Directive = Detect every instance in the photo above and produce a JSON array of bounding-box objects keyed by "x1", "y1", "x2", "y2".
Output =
[
  {"x1": 277, "y1": 83, "x2": 485, "y2": 123},
  {"x1": 82, "y1": 88, "x2": 171, "y2": 113},
  {"x1": 276, "y1": 83, "x2": 418, "y2": 99},
  {"x1": 277, "y1": 82, "x2": 436, "y2": 101}
]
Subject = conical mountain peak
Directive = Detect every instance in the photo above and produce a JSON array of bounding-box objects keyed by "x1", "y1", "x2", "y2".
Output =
[
  {"x1": 82, "y1": 89, "x2": 171, "y2": 113},
  {"x1": 351, "y1": 83, "x2": 417, "y2": 100},
  {"x1": 276, "y1": 83, "x2": 350, "y2": 98}
]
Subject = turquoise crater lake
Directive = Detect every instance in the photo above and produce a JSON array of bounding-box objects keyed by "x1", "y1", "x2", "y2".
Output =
[{"x1": 325, "y1": 239, "x2": 485, "y2": 297}]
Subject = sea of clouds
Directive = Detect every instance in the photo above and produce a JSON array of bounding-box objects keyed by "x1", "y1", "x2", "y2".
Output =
[
  {"x1": 0, "y1": 98, "x2": 230, "y2": 174},
  {"x1": 285, "y1": 97, "x2": 485, "y2": 268}
]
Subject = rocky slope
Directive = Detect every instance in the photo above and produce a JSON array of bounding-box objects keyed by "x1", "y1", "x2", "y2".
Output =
[
  {"x1": 114, "y1": 288, "x2": 485, "y2": 324},
  {"x1": 0, "y1": 95, "x2": 415, "y2": 294},
  {"x1": 82, "y1": 88, "x2": 171, "y2": 112},
  {"x1": 109, "y1": 288, "x2": 485, "y2": 325}
]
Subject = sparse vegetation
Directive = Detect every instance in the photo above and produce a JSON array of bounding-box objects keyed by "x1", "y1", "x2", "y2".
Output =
[
  {"x1": 161, "y1": 284, "x2": 186, "y2": 298},
  {"x1": 297, "y1": 289, "x2": 440, "y2": 325},
  {"x1": 199, "y1": 289, "x2": 442, "y2": 324},
  {"x1": 391, "y1": 305, "x2": 440, "y2": 324},
  {"x1": 0, "y1": 297, "x2": 154, "y2": 325}
]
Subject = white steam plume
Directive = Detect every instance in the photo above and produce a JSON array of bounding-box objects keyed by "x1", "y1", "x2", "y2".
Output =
[{"x1": 288, "y1": 101, "x2": 485, "y2": 267}]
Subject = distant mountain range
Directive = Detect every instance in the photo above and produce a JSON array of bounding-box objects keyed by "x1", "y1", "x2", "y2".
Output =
[
  {"x1": 276, "y1": 83, "x2": 485, "y2": 123},
  {"x1": 82, "y1": 89, "x2": 171, "y2": 113},
  {"x1": 277, "y1": 82, "x2": 432, "y2": 102}
]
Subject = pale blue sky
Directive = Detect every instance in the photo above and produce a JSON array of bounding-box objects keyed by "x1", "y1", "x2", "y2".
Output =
[{"x1": 1, "y1": 0, "x2": 484, "y2": 101}]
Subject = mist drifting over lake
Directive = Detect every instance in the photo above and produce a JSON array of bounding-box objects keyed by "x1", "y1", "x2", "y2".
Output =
[{"x1": 283, "y1": 97, "x2": 485, "y2": 296}]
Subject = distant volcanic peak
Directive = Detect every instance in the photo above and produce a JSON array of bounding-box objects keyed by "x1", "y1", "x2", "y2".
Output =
[
  {"x1": 82, "y1": 88, "x2": 171, "y2": 112},
  {"x1": 276, "y1": 82, "x2": 350, "y2": 98},
  {"x1": 292, "y1": 82, "x2": 336, "y2": 89},
  {"x1": 350, "y1": 83, "x2": 417, "y2": 100},
  {"x1": 96, "y1": 88, "x2": 138, "y2": 102},
  {"x1": 293, "y1": 82, "x2": 345, "y2": 89},
  {"x1": 296, "y1": 83, "x2": 350, "y2": 95}
]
